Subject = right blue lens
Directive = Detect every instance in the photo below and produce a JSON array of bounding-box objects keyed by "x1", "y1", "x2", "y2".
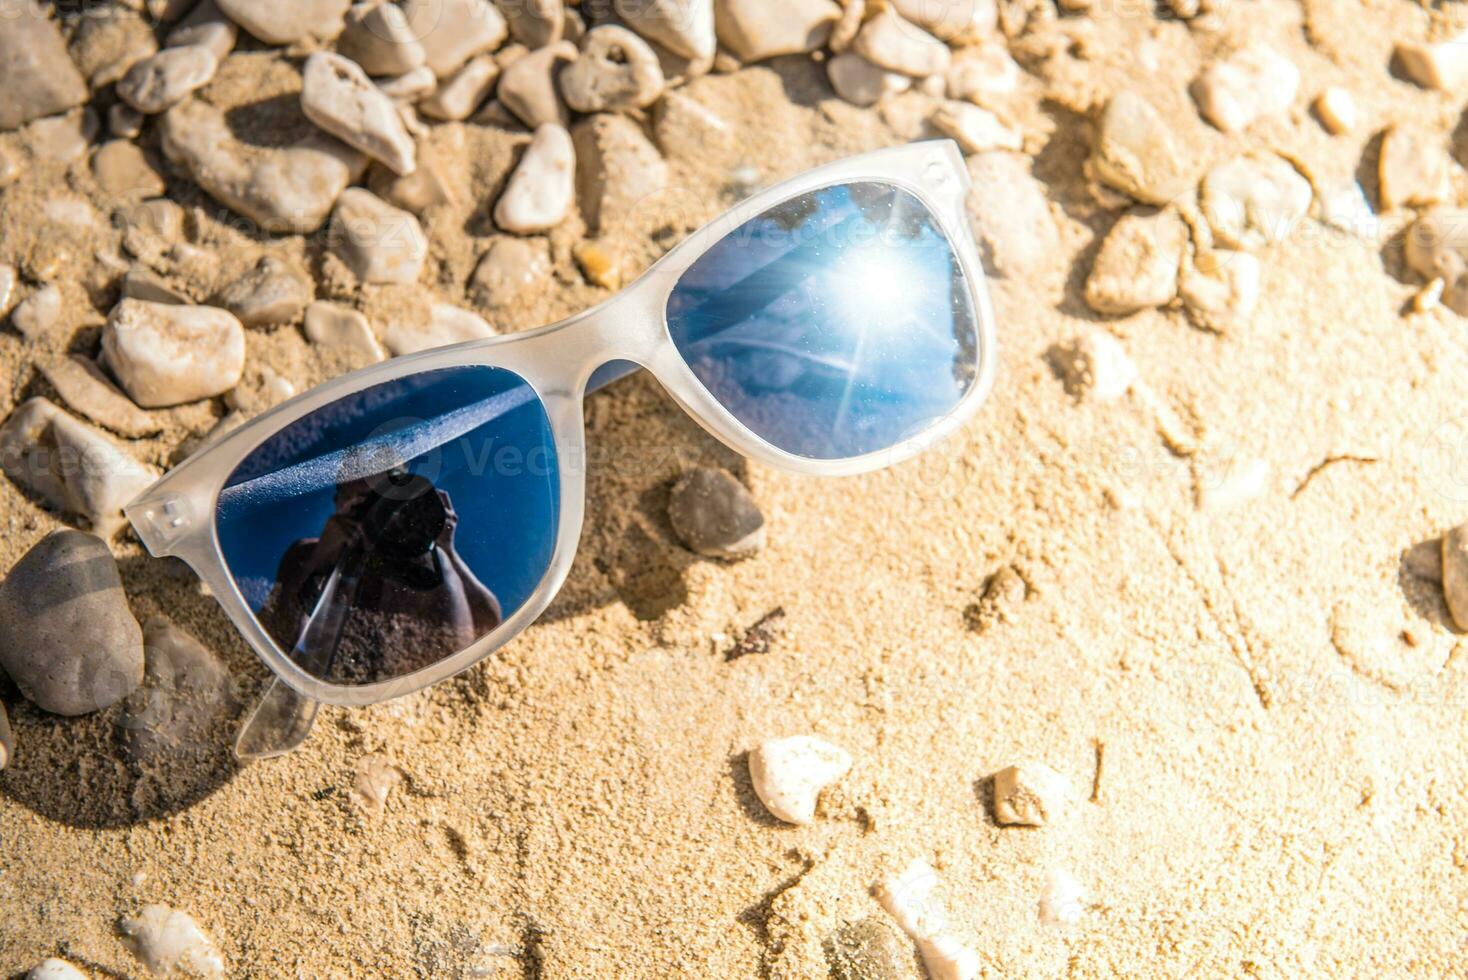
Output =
[
  {"x1": 665, "y1": 181, "x2": 979, "y2": 460},
  {"x1": 215, "y1": 365, "x2": 559, "y2": 687}
]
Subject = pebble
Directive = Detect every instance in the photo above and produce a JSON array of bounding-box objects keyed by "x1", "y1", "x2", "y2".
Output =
[
  {"x1": 217, "y1": 256, "x2": 311, "y2": 328},
  {"x1": 894, "y1": 0, "x2": 995, "y2": 41},
  {"x1": 26, "y1": 959, "x2": 88, "y2": 980},
  {"x1": 41, "y1": 354, "x2": 162, "y2": 438},
  {"x1": 401, "y1": 0, "x2": 509, "y2": 78},
  {"x1": 102, "y1": 299, "x2": 247, "y2": 407},
  {"x1": 826, "y1": 916, "x2": 923, "y2": 980},
  {"x1": 495, "y1": 124, "x2": 576, "y2": 233},
  {"x1": 930, "y1": 101, "x2": 1021, "y2": 154},
  {"x1": 653, "y1": 90, "x2": 733, "y2": 156},
  {"x1": 25, "y1": 108, "x2": 97, "y2": 164},
  {"x1": 1405, "y1": 538, "x2": 1443, "y2": 583},
  {"x1": 472, "y1": 238, "x2": 551, "y2": 309},
  {"x1": 120, "y1": 904, "x2": 225, "y2": 978},
  {"x1": 302, "y1": 52, "x2": 417, "y2": 176},
  {"x1": 381, "y1": 302, "x2": 496, "y2": 355},
  {"x1": 498, "y1": 40, "x2": 578, "y2": 127},
  {"x1": 504, "y1": 0, "x2": 564, "y2": 48},
  {"x1": 122, "y1": 266, "x2": 191, "y2": 305},
  {"x1": 0, "y1": 4, "x2": 89, "y2": 131},
  {"x1": 1050, "y1": 330, "x2": 1136, "y2": 402},
  {"x1": 72, "y1": 6, "x2": 159, "y2": 87},
  {"x1": 829, "y1": 0, "x2": 865, "y2": 53},
  {"x1": 369, "y1": 150, "x2": 455, "y2": 212},
  {"x1": 827, "y1": 52, "x2": 912, "y2": 107},
  {"x1": 854, "y1": 10, "x2": 950, "y2": 78},
  {"x1": 1191, "y1": 43, "x2": 1299, "y2": 133},
  {"x1": 1441, "y1": 523, "x2": 1468, "y2": 631},
  {"x1": 945, "y1": 38, "x2": 1020, "y2": 103},
  {"x1": 12, "y1": 284, "x2": 63, "y2": 341},
  {"x1": 560, "y1": 26, "x2": 665, "y2": 113},
  {"x1": 121, "y1": 617, "x2": 235, "y2": 766},
  {"x1": 714, "y1": 0, "x2": 841, "y2": 62},
  {"x1": 1179, "y1": 249, "x2": 1261, "y2": 332},
  {"x1": 117, "y1": 45, "x2": 218, "y2": 115},
  {"x1": 1318, "y1": 180, "x2": 1377, "y2": 238},
  {"x1": 574, "y1": 239, "x2": 622, "y2": 289},
  {"x1": 1378, "y1": 124, "x2": 1448, "y2": 211},
  {"x1": 352, "y1": 753, "x2": 403, "y2": 820},
  {"x1": 226, "y1": 363, "x2": 296, "y2": 417},
  {"x1": 167, "y1": 0, "x2": 239, "y2": 61},
  {"x1": 875, "y1": 861, "x2": 981, "y2": 980},
  {"x1": 616, "y1": 0, "x2": 716, "y2": 61},
  {"x1": 338, "y1": 2, "x2": 426, "y2": 77},
  {"x1": 1088, "y1": 91, "x2": 1190, "y2": 206},
  {"x1": 748, "y1": 735, "x2": 851, "y2": 825},
  {"x1": 668, "y1": 466, "x2": 766, "y2": 558},
  {"x1": 1405, "y1": 207, "x2": 1468, "y2": 317},
  {"x1": 305, "y1": 301, "x2": 387, "y2": 363},
  {"x1": 378, "y1": 65, "x2": 439, "y2": 103},
  {"x1": 420, "y1": 56, "x2": 500, "y2": 120},
  {"x1": 216, "y1": 0, "x2": 348, "y2": 45},
  {"x1": 1313, "y1": 86, "x2": 1357, "y2": 135},
  {"x1": 573, "y1": 113, "x2": 670, "y2": 234},
  {"x1": 110, "y1": 103, "x2": 145, "y2": 140},
  {"x1": 1199, "y1": 154, "x2": 1312, "y2": 251},
  {"x1": 331, "y1": 188, "x2": 429, "y2": 284},
  {"x1": 991, "y1": 762, "x2": 1069, "y2": 826},
  {"x1": 92, "y1": 140, "x2": 166, "y2": 199},
  {"x1": 1196, "y1": 455, "x2": 1269, "y2": 510},
  {"x1": 1084, "y1": 208, "x2": 1187, "y2": 315},
  {"x1": 0, "y1": 701, "x2": 10, "y2": 771},
  {"x1": 0, "y1": 265, "x2": 14, "y2": 319},
  {"x1": 1395, "y1": 32, "x2": 1468, "y2": 91},
  {"x1": 160, "y1": 99, "x2": 366, "y2": 234},
  {"x1": 0, "y1": 528, "x2": 146, "y2": 714},
  {"x1": 1037, "y1": 869, "x2": 1086, "y2": 925},
  {"x1": 964, "y1": 152, "x2": 1060, "y2": 279}
]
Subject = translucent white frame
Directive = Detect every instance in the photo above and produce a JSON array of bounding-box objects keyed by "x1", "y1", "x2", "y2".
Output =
[{"x1": 124, "y1": 139, "x2": 998, "y2": 709}]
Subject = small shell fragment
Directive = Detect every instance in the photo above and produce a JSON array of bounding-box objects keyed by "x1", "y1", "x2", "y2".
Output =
[
  {"x1": 120, "y1": 903, "x2": 225, "y2": 977},
  {"x1": 748, "y1": 735, "x2": 852, "y2": 825}
]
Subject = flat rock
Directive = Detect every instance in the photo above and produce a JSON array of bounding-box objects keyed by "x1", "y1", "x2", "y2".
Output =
[
  {"x1": 668, "y1": 466, "x2": 765, "y2": 558},
  {"x1": 930, "y1": 101, "x2": 1021, "y2": 153},
  {"x1": 0, "y1": 3, "x2": 88, "y2": 132},
  {"x1": 946, "y1": 38, "x2": 1020, "y2": 103},
  {"x1": 714, "y1": 0, "x2": 840, "y2": 62},
  {"x1": 1405, "y1": 207, "x2": 1468, "y2": 317},
  {"x1": 121, "y1": 617, "x2": 235, "y2": 766},
  {"x1": 498, "y1": 40, "x2": 577, "y2": 128},
  {"x1": 495, "y1": 123, "x2": 576, "y2": 233},
  {"x1": 338, "y1": 2, "x2": 426, "y2": 76},
  {"x1": 122, "y1": 266, "x2": 191, "y2": 305},
  {"x1": 472, "y1": 237, "x2": 551, "y2": 309},
  {"x1": 331, "y1": 188, "x2": 429, "y2": 284},
  {"x1": 1379, "y1": 124, "x2": 1448, "y2": 211},
  {"x1": 748, "y1": 735, "x2": 851, "y2": 824},
  {"x1": 120, "y1": 904, "x2": 225, "y2": 978},
  {"x1": 616, "y1": 0, "x2": 715, "y2": 61},
  {"x1": 1199, "y1": 154, "x2": 1312, "y2": 251},
  {"x1": 853, "y1": 10, "x2": 950, "y2": 78},
  {"x1": 92, "y1": 140, "x2": 166, "y2": 199},
  {"x1": 1396, "y1": 32, "x2": 1468, "y2": 91},
  {"x1": 0, "y1": 529, "x2": 145, "y2": 715},
  {"x1": 41, "y1": 355, "x2": 162, "y2": 438},
  {"x1": 420, "y1": 56, "x2": 500, "y2": 120},
  {"x1": 827, "y1": 917, "x2": 923, "y2": 980},
  {"x1": 381, "y1": 302, "x2": 495, "y2": 355},
  {"x1": 573, "y1": 113, "x2": 670, "y2": 234},
  {"x1": 827, "y1": 52, "x2": 912, "y2": 108},
  {"x1": 160, "y1": 99, "x2": 367, "y2": 234},
  {"x1": 167, "y1": 0, "x2": 239, "y2": 61},
  {"x1": 401, "y1": 0, "x2": 509, "y2": 77},
  {"x1": 1192, "y1": 43, "x2": 1298, "y2": 133},
  {"x1": 117, "y1": 45, "x2": 219, "y2": 115},
  {"x1": 560, "y1": 26, "x2": 665, "y2": 113},
  {"x1": 304, "y1": 301, "x2": 387, "y2": 364},
  {"x1": 102, "y1": 299, "x2": 247, "y2": 407},
  {"x1": 1083, "y1": 208, "x2": 1188, "y2": 315},
  {"x1": 217, "y1": 0, "x2": 349, "y2": 45},
  {"x1": 217, "y1": 256, "x2": 311, "y2": 327},
  {"x1": 302, "y1": 52, "x2": 417, "y2": 176},
  {"x1": 1089, "y1": 90, "x2": 1191, "y2": 206},
  {"x1": 965, "y1": 151, "x2": 1059, "y2": 279},
  {"x1": 1179, "y1": 249, "x2": 1261, "y2": 332}
]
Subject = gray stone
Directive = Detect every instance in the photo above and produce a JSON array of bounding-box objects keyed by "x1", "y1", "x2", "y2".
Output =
[
  {"x1": 713, "y1": 0, "x2": 839, "y2": 62},
  {"x1": 41, "y1": 355, "x2": 163, "y2": 438},
  {"x1": 495, "y1": 123, "x2": 575, "y2": 233},
  {"x1": 615, "y1": 0, "x2": 715, "y2": 61},
  {"x1": 338, "y1": 2, "x2": 427, "y2": 77},
  {"x1": 117, "y1": 45, "x2": 219, "y2": 115},
  {"x1": 560, "y1": 26, "x2": 665, "y2": 113},
  {"x1": 217, "y1": 0, "x2": 350, "y2": 45},
  {"x1": 573, "y1": 113, "x2": 669, "y2": 234},
  {"x1": 667, "y1": 467, "x2": 765, "y2": 558},
  {"x1": 302, "y1": 52, "x2": 417, "y2": 176},
  {"x1": 217, "y1": 256, "x2": 310, "y2": 328},
  {"x1": 0, "y1": 530, "x2": 145, "y2": 715},
  {"x1": 330, "y1": 188, "x2": 429, "y2": 284},
  {"x1": 121, "y1": 617, "x2": 235, "y2": 766},
  {"x1": 826, "y1": 917, "x2": 922, "y2": 980},
  {"x1": 0, "y1": 3, "x2": 88, "y2": 132},
  {"x1": 102, "y1": 300, "x2": 247, "y2": 408},
  {"x1": 472, "y1": 237, "x2": 551, "y2": 308},
  {"x1": 401, "y1": 0, "x2": 509, "y2": 78},
  {"x1": 167, "y1": 0, "x2": 239, "y2": 62},
  {"x1": 498, "y1": 40, "x2": 577, "y2": 128}
]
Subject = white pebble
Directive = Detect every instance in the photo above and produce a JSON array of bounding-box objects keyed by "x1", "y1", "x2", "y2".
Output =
[
  {"x1": 1196, "y1": 456, "x2": 1270, "y2": 510},
  {"x1": 495, "y1": 124, "x2": 575, "y2": 234},
  {"x1": 304, "y1": 301, "x2": 386, "y2": 364},
  {"x1": 945, "y1": 38, "x2": 1020, "y2": 103},
  {"x1": 614, "y1": 0, "x2": 716, "y2": 61},
  {"x1": 826, "y1": 52, "x2": 911, "y2": 107},
  {"x1": 1191, "y1": 43, "x2": 1299, "y2": 133},
  {"x1": 1051, "y1": 331, "x2": 1136, "y2": 402},
  {"x1": 747, "y1": 735, "x2": 851, "y2": 825},
  {"x1": 338, "y1": 2, "x2": 426, "y2": 77},
  {"x1": 875, "y1": 860, "x2": 981, "y2": 980},
  {"x1": 302, "y1": 52, "x2": 417, "y2": 176},
  {"x1": 1313, "y1": 86, "x2": 1357, "y2": 134},
  {"x1": 1037, "y1": 869, "x2": 1086, "y2": 925},
  {"x1": 930, "y1": 101, "x2": 1021, "y2": 154},
  {"x1": 352, "y1": 753, "x2": 402, "y2": 820},
  {"x1": 1083, "y1": 208, "x2": 1188, "y2": 316},
  {"x1": 964, "y1": 152, "x2": 1060, "y2": 279},
  {"x1": 12, "y1": 284, "x2": 63, "y2": 340},
  {"x1": 1317, "y1": 181, "x2": 1377, "y2": 239},
  {"x1": 559, "y1": 25, "x2": 665, "y2": 113},
  {"x1": 419, "y1": 55, "x2": 499, "y2": 121},
  {"x1": 853, "y1": 9, "x2": 950, "y2": 78},
  {"x1": 1396, "y1": 32, "x2": 1468, "y2": 91},
  {"x1": 120, "y1": 904, "x2": 225, "y2": 978},
  {"x1": 1199, "y1": 154, "x2": 1312, "y2": 251},
  {"x1": 381, "y1": 303, "x2": 495, "y2": 356},
  {"x1": 991, "y1": 762, "x2": 1069, "y2": 826},
  {"x1": 27, "y1": 959, "x2": 88, "y2": 980},
  {"x1": 401, "y1": 0, "x2": 509, "y2": 78},
  {"x1": 102, "y1": 299, "x2": 246, "y2": 408},
  {"x1": 331, "y1": 188, "x2": 429, "y2": 284},
  {"x1": 713, "y1": 0, "x2": 841, "y2": 63},
  {"x1": 1179, "y1": 249, "x2": 1261, "y2": 333},
  {"x1": 1088, "y1": 90, "x2": 1191, "y2": 206},
  {"x1": 117, "y1": 45, "x2": 218, "y2": 115},
  {"x1": 217, "y1": 0, "x2": 348, "y2": 45}
]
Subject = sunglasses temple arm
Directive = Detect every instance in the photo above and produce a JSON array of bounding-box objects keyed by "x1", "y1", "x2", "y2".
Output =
[{"x1": 235, "y1": 678, "x2": 320, "y2": 760}]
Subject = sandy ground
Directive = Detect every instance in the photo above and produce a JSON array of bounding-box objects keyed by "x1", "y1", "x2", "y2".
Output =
[{"x1": 3, "y1": 0, "x2": 1468, "y2": 976}]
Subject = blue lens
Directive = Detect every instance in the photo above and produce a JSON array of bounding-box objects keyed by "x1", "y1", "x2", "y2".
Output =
[
  {"x1": 666, "y1": 181, "x2": 979, "y2": 460},
  {"x1": 216, "y1": 366, "x2": 559, "y2": 686}
]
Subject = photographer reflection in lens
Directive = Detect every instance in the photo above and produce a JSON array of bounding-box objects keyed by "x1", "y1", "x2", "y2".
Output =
[{"x1": 258, "y1": 467, "x2": 502, "y2": 686}]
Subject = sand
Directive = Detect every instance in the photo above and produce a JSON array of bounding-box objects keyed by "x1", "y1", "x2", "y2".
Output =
[{"x1": 3, "y1": 0, "x2": 1468, "y2": 976}]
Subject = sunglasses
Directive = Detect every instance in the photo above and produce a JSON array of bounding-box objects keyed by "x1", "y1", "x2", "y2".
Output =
[{"x1": 123, "y1": 140, "x2": 998, "y2": 759}]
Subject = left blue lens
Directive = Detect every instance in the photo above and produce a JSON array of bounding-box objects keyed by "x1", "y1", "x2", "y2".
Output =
[
  {"x1": 666, "y1": 180, "x2": 980, "y2": 460},
  {"x1": 215, "y1": 365, "x2": 559, "y2": 687}
]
